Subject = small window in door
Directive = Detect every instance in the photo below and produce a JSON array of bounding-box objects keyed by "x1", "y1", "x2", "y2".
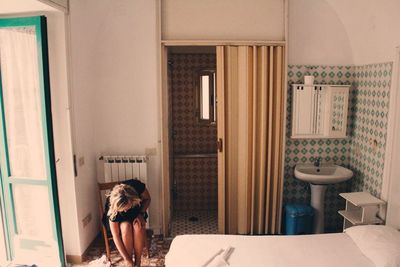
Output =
[{"x1": 196, "y1": 69, "x2": 216, "y2": 125}]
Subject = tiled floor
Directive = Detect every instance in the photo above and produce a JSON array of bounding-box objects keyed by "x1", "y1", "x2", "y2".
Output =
[
  {"x1": 170, "y1": 210, "x2": 218, "y2": 237},
  {"x1": 69, "y1": 210, "x2": 217, "y2": 266},
  {"x1": 70, "y1": 234, "x2": 172, "y2": 267}
]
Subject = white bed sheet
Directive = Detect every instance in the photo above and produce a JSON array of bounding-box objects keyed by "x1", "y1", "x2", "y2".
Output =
[{"x1": 165, "y1": 233, "x2": 375, "y2": 267}]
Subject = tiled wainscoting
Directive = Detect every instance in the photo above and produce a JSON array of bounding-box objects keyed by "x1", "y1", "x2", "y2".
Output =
[
  {"x1": 173, "y1": 158, "x2": 217, "y2": 211},
  {"x1": 283, "y1": 63, "x2": 392, "y2": 232}
]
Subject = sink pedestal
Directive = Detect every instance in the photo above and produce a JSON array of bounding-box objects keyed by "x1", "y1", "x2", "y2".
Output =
[
  {"x1": 294, "y1": 163, "x2": 354, "y2": 234},
  {"x1": 310, "y1": 184, "x2": 327, "y2": 234}
]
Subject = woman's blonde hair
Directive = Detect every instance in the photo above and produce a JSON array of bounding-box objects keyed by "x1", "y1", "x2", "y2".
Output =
[{"x1": 107, "y1": 184, "x2": 141, "y2": 221}]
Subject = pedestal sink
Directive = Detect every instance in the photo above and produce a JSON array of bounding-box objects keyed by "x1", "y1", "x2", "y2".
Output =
[{"x1": 294, "y1": 164, "x2": 353, "y2": 234}]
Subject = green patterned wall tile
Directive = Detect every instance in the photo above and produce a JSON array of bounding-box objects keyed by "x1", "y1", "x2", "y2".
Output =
[
  {"x1": 349, "y1": 62, "x2": 392, "y2": 197},
  {"x1": 284, "y1": 65, "x2": 353, "y2": 232}
]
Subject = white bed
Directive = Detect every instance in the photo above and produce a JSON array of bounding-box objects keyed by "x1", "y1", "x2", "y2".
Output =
[{"x1": 165, "y1": 225, "x2": 400, "y2": 267}]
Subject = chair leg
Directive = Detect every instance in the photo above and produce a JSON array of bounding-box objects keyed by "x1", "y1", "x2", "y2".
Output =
[
  {"x1": 105, "y1": 239, "x2": 111, "y2": 262},
  {"x1": 102, "y1": 226, "x2": 111, "y2": 262},
  {"x1": 144, "y1": 229, "x2": 153, "y2": 258}
]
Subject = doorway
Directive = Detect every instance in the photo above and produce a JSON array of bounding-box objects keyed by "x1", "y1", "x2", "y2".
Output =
[
  {"x1": 166, "y1": 46, "x2": 218, "y2": 237},
  {"x1": 161, "y1": 42, "x2": 285, "y2": 236}
]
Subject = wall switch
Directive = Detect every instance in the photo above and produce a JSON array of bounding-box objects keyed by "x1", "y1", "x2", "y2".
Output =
[
  {"x1": 82, "y1": 213, "x2": 92, "y2": 227},
  {"x1": 145, "y1": 147, "x2": 157, "y2": 156},
  {"x1": 369, "y1": 138, "x2": 378, "y2": 153},
  {"x1": 73, "y1": 155, "x2": 78, "y2": 177},
  {"x1": 79, "y1": 156, "x2": 85, "y2": 166}
]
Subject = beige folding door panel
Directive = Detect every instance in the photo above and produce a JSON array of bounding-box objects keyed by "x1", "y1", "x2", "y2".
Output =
[{"x1": 217, "y1": 45, "x2": 284, "y2": 235}]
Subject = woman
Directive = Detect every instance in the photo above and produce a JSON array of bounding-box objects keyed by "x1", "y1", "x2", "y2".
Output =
[{"x1": 103, "y1": 179, "x2": 151, "y2": 267}]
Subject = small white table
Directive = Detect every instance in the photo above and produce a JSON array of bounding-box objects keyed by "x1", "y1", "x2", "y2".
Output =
[{"x1": 338, "y1": 192, "x2": 385, "y2": 230}]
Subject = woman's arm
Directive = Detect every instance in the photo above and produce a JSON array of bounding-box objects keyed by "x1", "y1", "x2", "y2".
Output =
[
  {"x1": 140, "y1": 188, "x2": 151, "y2": 213},
  {"x1": 109, "y1": 221, "x2": 133, "y2": 265},
  {"x1": 135, "y1": 188, "x2": 151, "y2": 227}
]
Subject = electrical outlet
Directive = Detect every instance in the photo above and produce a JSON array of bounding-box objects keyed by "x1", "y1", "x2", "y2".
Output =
[
  {"x1": 82, "y1": 213, "x2": 92, "y2": 227},
  {"x1": 79, "y1": 156, "x2": 85, "y2": 166}
]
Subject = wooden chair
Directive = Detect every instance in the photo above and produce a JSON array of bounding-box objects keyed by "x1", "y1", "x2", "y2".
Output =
[{"x1": 97, "y1": 181, "x2": 153, "y2": 262}]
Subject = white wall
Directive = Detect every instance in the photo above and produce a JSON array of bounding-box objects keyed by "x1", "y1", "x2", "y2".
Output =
[
  {"x1": 288, "y1": 0, "x2": 353, "y2": 65},
  {"x1": 68, "y1": 0, "x2": 101, "y2": 254},
  {"x1": 289, "y1": 0, "x2": 400, "y2": 65},
  {"x1": 162, "y1": 0, "x2": 285, "y2": 41},
  {"x1": 384, "y1": 48, "x2": 400, "y2": 227},
  {"x1": 325, "y1": 0, "x2": 400, "y2": 65},
  {"x1": 90, "y1": 0, "x2": 161, "y2": 234},
  {"x1": 68, "y1": 0, "x2": 161, "y2": 252}
]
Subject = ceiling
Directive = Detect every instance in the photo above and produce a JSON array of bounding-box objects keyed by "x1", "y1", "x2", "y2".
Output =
[{"x1": 0, "y1": 0, "x2": 55, "y2": 15}]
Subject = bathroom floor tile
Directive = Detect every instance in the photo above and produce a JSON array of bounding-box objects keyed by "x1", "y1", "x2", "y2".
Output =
[{"x1": 170, "y1": 210, "x2": 218, "y2": 237}]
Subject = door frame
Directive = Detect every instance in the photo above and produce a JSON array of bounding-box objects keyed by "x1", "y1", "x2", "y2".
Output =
[
  {"x1": 382, "y1": 46, "x2": 400, "y2": 225},
  {"x1": 160, "y1": 44, "x2": 171, "y2": 236},
  {"x1": 160, "y1": 40, "x2": 287, "y2": 236},
  {"x1": 0, "y1": 16, "x2": 65, "y2": 265},
  {"x1": 160, "y1": 43, "x2": 227, "y2": 235}
]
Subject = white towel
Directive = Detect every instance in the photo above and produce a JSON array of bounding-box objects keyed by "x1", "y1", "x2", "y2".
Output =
[{"x1": 202, "y1": 246, "x2": 234, "y2": 267}]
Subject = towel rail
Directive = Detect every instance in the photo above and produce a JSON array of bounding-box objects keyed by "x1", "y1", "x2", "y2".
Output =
[{"x1": 173, "y1": 153, "x2": 217, "y2": 159}]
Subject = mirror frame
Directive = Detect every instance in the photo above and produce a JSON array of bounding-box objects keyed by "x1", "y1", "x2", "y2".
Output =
[{"x1": 291, "y1": 84, "x2": 350, "y2": 139}]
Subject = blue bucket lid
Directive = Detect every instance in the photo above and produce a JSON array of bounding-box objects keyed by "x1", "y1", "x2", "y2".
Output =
[{"x1": 285, "y1": 204, "x2": 314, "y2": 216}]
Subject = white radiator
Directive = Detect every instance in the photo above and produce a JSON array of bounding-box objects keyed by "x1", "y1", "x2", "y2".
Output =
[{"x1": 98, "y1": 155, "x2": 148, "y2": 183}]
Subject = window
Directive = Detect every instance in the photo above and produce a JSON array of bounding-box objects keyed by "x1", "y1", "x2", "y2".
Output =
[{"x1": 196, "y1": 69, "x2": 216, "y2": 124}]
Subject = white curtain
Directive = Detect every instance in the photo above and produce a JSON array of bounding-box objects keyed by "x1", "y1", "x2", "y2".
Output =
[
  {"x1": 0, "y1": 26, "x2": 58, "y2": 266},
  {"x1": 0, "y1": 27, "x2": 46, "y2": 180}
]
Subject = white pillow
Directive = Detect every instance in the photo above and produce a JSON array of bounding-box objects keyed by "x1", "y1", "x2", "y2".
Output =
[{"x1": 345, "y1": 225, "x2": 400, "y2": 267}]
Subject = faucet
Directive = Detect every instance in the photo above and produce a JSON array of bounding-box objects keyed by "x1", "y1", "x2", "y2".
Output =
[{"x1": 314, "y1": 156, "x2": 322, "y2": 167}]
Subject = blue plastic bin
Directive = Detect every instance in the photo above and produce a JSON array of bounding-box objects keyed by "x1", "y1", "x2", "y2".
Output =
[{"x1": 285, "y1": 204, "x2": 314, "y2": 235}]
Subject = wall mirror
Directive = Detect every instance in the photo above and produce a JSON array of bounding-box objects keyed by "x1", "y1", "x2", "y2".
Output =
[{"x1": 291, "y1": 84, "x2": 350, "y2": 139}]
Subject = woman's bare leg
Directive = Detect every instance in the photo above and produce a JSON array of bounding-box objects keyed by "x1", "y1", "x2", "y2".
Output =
[
  {"x1": 120, "y1": 222, "x2": 133, "y2": 260},
  {"x1": 132, "y1": 221, "x2": 145, "y2": 267}
]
